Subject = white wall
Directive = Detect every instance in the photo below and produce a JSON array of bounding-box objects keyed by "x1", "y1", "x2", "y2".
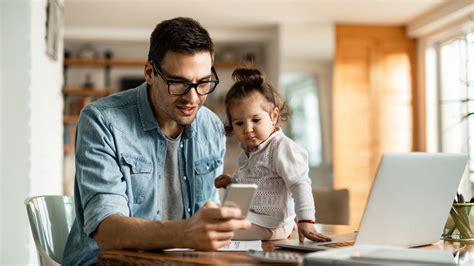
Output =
[
  {"x1": 1, "y1": 0, "x2": 64, "y2": 264},
  {"x1": 0, "y1": 0, "x2": 4, "y2": 259},
  {"x1": 280, "y1": 23, "x2": 334, "y2": 64},
  {"x1": 1, "y1": 1, "x2": 32, "y2": 263},
  {"x1": 30, "y1": 0, "x2": 64, "y2": 196}
]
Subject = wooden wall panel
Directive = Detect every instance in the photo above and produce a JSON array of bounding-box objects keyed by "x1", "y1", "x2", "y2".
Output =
[{"x1": 333, "y1": 25, "x2": 416, "y2": 226}]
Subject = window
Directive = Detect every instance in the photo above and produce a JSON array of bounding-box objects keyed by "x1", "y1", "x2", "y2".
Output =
[
  {"x1": 426, "y1": 32, "x2": 474, "y2": 185},
  {"x1": 282, "y1": 72, "x2": 323, "y2": 167}
]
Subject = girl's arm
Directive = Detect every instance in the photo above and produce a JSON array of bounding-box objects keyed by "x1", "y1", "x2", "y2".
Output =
[
  {"x1": 273, "y1": 138, "x2": 330, "y2": 242},
  {"x1": 274, "y1": 139, "x2": 316, "y2": 222}
]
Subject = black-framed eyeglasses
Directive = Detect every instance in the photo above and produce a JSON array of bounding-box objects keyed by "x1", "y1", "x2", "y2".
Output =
[{"x1": 150, "y1": 60, "x2": 219, "y2": 96}]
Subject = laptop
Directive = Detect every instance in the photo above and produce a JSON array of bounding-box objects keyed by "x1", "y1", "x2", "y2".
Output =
[{"x1": 275, "y1": 152, "x2": 468, "y2": 251}]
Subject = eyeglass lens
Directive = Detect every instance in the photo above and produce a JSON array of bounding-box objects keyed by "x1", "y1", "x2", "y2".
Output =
[
  {"x1": 168, "y1": 81, "x2": 217, "y2": 96},
  {"x1": 150, "y1": 60, "x2": 219, "y2": 96}
]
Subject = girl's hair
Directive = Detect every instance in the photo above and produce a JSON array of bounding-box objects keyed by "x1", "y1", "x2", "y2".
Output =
[{"x1": 224, "y1": 67, "x2": 289, "y2": 134}]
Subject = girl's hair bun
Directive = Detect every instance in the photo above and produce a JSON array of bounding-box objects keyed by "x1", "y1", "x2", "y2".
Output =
[
  {"x1": 232, "y1": 67, "x2": 264, "y2": 86},
  {"x1": 224, "y1": 66, "x2": 289, "y2": 135}
]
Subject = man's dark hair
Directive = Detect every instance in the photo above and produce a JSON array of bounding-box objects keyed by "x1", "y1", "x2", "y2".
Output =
[{"x1": 148, "y1": 17, "x2": 214, "y2": 65}]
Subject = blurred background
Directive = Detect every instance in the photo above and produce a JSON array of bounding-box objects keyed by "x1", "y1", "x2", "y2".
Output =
[{"x1": 2, "y1": 0, "x2": 474, "y2": 263}]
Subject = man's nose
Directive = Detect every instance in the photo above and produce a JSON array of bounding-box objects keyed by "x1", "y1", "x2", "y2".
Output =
[{"x1": 181, "y1": 86, "x2": 200, "y2": 103}]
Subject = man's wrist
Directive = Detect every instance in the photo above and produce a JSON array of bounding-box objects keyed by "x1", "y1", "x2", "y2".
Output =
[
  {"x1": 172, "y1": 219, "x2": 189, "y2": 248},
  {"x1": 154, "y1": 219, "x2": 189, "y2": 248}
]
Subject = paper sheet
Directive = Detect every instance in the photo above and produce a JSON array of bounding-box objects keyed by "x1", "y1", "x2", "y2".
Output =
[
  {"x1": 163, "y1": 240, "x2": 263, "y2": 252},
  {"x1": 217, "y1": 240, "x2": 263, "y2": 251}
]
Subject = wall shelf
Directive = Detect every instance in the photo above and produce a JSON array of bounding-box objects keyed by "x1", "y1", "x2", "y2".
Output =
[
  {"x1": 63, "y1": 87, "x2": 111, "y2": 96},
  {"x1": 64, "y1": 58, "x2": 145, "y2": 67},
  {"x1": 63, "y1": 59, "x2": 130, "y2": 154},
  {"x1": 63, "y1": 115, "x2": 80, "y2": 124},
  {"x1": 65, "y1": 58, "x2": 251, "y2": 68}
]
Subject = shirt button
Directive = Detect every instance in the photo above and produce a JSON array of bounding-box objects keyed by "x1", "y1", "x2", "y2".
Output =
[
  {"x1": 183, "y1": 176, "x2": 187, "y2": 180},
  {"x1": 206, "y1": 165, "x2": 210, "y2": 170},
  {"x1": 180, "y1": 143, "x2": 184, "y2": 148},
  {"x1": 156, "y1": 210, "x2": 160, "y2": 215},
  {"x1": 187, "y1": 208, "x2": 191, "y2": 213}
]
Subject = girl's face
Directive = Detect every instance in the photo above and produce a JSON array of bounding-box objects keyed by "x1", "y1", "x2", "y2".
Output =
[{"x1": 228, "y1": 92, "x2": 279, "y2": 149}]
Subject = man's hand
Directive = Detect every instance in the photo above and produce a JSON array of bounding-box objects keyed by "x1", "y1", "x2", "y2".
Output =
[
  {"x1": 298, "y1": 222, "x2": 332, "y2": 243},
  {"x1": 181, "y1": 201, "x2": 251, "y2": 250},
  {"x1": 214, "y1": 174, "x2": 232, "y2": 188}
]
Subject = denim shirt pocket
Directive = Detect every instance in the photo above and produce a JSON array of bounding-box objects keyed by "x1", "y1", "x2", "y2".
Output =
[
  {"x1": 194, "y1": 157, "x2": 222, "y2": 202},
  {"x1": 121, "y1": 153, "x2": 153, "y2": 204}
]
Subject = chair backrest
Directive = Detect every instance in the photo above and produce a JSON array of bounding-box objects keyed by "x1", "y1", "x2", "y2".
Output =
[
  {"x1": 312, "y1": 188, "x2": 350, "y2": 225},
  {"x1": 25, "y1": 195, "x2": 75, "y2": 265}
]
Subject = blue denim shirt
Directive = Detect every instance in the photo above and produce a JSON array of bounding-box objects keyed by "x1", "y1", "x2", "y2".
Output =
[{"x1": 63, "y1": 83, "x2": 225, "y2": 265}]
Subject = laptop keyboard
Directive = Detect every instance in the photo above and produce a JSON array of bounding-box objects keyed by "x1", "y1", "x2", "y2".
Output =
[{"x1": 320, "y1": 240, "x2": 355, "y2": 248}]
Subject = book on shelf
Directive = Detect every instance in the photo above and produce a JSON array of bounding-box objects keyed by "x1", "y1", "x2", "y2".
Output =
[
  {"x1": 65, "y1": 96, "x2": 93, "y2": 116},
  {"x1": 79, "y1": 97, "x2": 91, "y2": 111}
]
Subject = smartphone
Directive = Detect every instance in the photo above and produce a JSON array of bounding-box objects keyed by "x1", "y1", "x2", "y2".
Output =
[{"x1": 222, "y1": 184, "x2": 258, "y2": 218}]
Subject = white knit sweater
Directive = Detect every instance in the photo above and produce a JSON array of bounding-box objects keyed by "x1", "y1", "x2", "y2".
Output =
[{"x1": 231, "y1": 128, "x2": 316, "y2": 228}]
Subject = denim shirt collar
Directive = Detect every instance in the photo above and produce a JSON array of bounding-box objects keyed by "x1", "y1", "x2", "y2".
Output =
[{"x1": 137, "y1": 82, "x2": 194, "y2": 139}]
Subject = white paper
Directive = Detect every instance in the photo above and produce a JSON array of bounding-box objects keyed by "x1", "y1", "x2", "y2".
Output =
[
  {"x1": 217, "y1": 240, "x2": 263, "y2": 251},
  {"x1": 163, "y1": 248, "x2": 194, "y2": 252},
  {"x1": 163, "y1": 240, "x2": 263, "y2": 252}
]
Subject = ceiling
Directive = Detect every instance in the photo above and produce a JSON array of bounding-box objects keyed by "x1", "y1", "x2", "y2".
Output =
[
  {"x1": 65, "y1": 0, "x2": 446, "y2": 29},
  {"x1": 64, "y1": 0, "x2": 448, "y2": 62}
]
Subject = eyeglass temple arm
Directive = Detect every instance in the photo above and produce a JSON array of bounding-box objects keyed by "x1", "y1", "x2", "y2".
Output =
[{"x1": 149, "y1": 60, "x2": 158, "y2": 76}]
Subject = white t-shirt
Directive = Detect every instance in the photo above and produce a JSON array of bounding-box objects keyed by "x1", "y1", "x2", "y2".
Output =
[{"x1": 232, "y1": 128, "x2": 316, "y2": 228}]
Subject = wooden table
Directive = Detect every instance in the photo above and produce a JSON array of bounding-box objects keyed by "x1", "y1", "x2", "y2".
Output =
[{"x1": 98, "y1": 224, "x2": 474, "y2": 265}]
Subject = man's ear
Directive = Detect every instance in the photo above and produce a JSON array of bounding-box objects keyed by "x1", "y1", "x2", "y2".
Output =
[
  {"x1": 144, "y1": 62, "x2": 154, "y2": 85},
  {"x1": 271, "y1": 107, "x2": 280, "y2": 125}
]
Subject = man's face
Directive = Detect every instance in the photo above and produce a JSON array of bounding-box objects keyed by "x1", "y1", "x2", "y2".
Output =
[{"x1": 145, "y1": 51, "x2": 213, "y2": 129}]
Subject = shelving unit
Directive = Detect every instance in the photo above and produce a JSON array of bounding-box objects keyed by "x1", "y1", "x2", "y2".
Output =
[
  {"x1": 63, "y1": 87, "x2": 111, "y2": 96},
  {"x1": 63, "y1": 58, "x2": 145, "y2": 153},
  {"x1": 62, "y1": 57, "x2": 249, "y2": 153},
  {"x1": 64, "y1": 58, "x2": 144, "y2": 67}
]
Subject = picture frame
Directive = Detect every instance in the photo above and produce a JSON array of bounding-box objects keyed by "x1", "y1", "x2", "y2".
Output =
[{"x1": 45, "y1": 0, "x2": 63, "y2": 60}]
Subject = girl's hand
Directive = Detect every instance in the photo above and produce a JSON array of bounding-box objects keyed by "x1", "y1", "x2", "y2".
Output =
[
  {"x1": 215, "y1": 175, "x2": 232, "y2": 188},
  {"x1": 297, "y1": 222, "x2": 332, "y2": 243}
]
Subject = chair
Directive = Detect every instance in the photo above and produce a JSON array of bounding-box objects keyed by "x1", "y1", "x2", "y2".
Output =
[
  {"x1": 312, "y1": 188, "x2": 350, "y2": 225},
  {"x1": 25, "y1": 195, "x2": 75, "y2": 265}
]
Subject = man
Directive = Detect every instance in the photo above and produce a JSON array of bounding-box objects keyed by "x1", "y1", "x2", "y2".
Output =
[{"x1": 63, "y1": 17, "x2": 250, "y2": 265}]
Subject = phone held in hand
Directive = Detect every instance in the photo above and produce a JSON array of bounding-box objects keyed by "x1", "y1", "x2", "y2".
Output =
[{"x1": 222, "y1": 184, "x2": 258, "y2": 218}]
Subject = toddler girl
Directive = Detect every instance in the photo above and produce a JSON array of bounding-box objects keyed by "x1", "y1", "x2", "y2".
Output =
[{"x1": 215, "y1": 67, "x2": 331, "y2": 242}]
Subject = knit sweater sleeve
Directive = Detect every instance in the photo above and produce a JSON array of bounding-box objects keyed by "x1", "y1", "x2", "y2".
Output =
[{"x1": 273, "y1": 137, "x2": 316, "y2": 221}]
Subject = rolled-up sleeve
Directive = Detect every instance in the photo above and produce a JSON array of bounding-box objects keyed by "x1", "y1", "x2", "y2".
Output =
[
  {"x1": 83, "y1": 194, "x2": 129, "y2": 236},
  {"x1": 76, "y1": 105, "x2": 129, "y2": 236}
]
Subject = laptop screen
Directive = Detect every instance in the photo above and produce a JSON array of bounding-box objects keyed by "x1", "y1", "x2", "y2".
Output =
[{"x1": 356, "y1": 152, "x2": 468, "y2": 247}]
